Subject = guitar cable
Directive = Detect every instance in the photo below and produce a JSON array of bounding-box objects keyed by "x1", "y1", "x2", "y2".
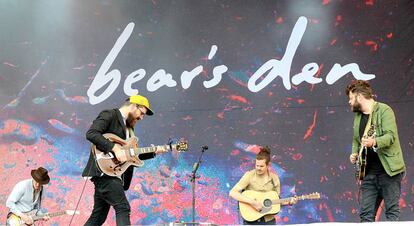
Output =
[
  {"x1": 68, "y1": 174, "x2": 89, "y2": 226},
  {"x1": 68, "y1": 151, "x2": 95, "y2": 226}
]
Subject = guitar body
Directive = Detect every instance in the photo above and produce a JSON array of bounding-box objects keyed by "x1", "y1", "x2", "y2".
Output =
[
  {"x1": 238, "y1": 191, "x2": 320, "y2": 222},
  {"x1": 239, "y1": 190, "x2": 281, "y2": 222},
  {"x1": 92, "y1": 133, "x2": 188, "y2": 177},
  {"x1": 6, "y1": 213, "x2": 27, "y2": 226},
  {"x1": 357, "y1": 148, "x2": 367, "y2": 180},
  {"x1": 355, "y1": 124, "x2": 375, "y2": 181},
  {"x1": 93, "y1": 134, "x2": 143, "y2": 176}
]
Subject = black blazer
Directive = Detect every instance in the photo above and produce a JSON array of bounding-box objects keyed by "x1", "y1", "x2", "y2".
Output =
[{"x1": 82, "y1": 108, "x2": 155, "y2": 190}]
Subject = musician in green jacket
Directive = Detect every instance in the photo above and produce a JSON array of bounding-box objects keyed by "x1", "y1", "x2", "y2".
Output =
[{"x1": 346, "y1": 80, "x2": 405, "y2": 222}]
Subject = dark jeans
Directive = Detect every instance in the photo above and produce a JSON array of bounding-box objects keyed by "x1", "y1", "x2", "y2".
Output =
[
  {"x1": 359, "y1": 172, "x2": 403, "y2": 222},
  {"x1": 84, "y1": 176, "x2": 131, "y2": 226},
  {"x1": 244, "y1": 216, "x2": 276, "y2": 225}
]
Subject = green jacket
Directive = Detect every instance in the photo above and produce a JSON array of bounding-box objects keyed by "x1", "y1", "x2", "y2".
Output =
[{"x1": 352, "y1": 102, "x2": 406, "y2": 176}]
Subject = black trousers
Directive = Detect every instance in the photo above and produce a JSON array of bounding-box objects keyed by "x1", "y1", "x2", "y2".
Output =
[
  {"x1": 84, "y1": 176, "x2": 131, "y2": 226},
  {"x1": 244, "y1": 216, "x2": 276, "y2": 225},
  {"x1": 359, "y1": 172, "x2": 403, "y2": 222}
]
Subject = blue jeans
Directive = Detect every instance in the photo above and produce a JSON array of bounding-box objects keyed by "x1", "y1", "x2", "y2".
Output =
[
  {"x1": 359, "y1": 172, "x2": 403, "y2": 222},
  {"x1": 84, "y1": 176, "x2": 131, "y2": 226}
]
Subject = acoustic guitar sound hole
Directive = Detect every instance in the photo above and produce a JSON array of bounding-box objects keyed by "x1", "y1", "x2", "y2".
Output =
[{"x1": 263, "y1": 199, "x2": 272, "y2": 207}]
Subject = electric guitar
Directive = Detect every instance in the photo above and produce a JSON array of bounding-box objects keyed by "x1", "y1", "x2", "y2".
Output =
[
  {"x1": 6, "y1": 209, "x2": 79, "y2": 226},
  {"x1": 239, "y1": 190, "x2": 320, "y2": 222},
  {"x1": 92, "y1": 133, "x2": 188, "y2": 176},
  {"x1": 355, "y1": 124, "x2": 376, "y2": 180}
]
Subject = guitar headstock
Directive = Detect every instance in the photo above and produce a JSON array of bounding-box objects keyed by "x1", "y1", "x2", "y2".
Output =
[
  {"x1": 174, "y1": 141, "x2": 188, "y2": 152},
  {"x1": 300, "y1": 192, "x2": 320, "y2": 200},
  {"x1": 65, "y1": 210, "x2": 80, "y2": 215}
]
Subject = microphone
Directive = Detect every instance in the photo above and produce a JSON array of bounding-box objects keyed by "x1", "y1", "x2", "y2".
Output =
[{"x1": 201, "y1": 145, "x2": 208, "y2": 150}]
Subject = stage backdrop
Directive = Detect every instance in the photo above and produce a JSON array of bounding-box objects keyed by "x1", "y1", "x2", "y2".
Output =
[{"x1": 1, "y1": 0, "x2": 413, "y2": 225}]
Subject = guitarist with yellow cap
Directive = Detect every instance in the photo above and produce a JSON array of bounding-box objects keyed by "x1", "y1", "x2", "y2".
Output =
[{"x1": 82, "y1": 94, "x2": 166, "y2": 226}]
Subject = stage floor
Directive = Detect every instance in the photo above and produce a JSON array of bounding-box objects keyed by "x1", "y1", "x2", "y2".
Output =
[
  {"x1": 164, "y1": 221, "x2": 414, "y2": 226},
  {"x1": 288, "y1": 222, "x2": 414, "y2": 226}
]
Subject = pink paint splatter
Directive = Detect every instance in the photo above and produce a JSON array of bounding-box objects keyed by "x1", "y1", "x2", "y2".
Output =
[
  {"x1": 365, "y1": 0, "x2": 374, "y2": 6},
  {"x1": 230, "y1": 149, "x2": 240, "y2": 156},
  {"x1": 322, "y1": 0, "x2": 331, "y2": 5},
  {"x1": 276, "y1": 17, "x2": 284, "y2": 24},
  {"x1": 292, "y1": 153, "x2": 303, "y2": 161},
  {"x1": 182, "y1": 115, "x2": 192, "y2": 121},
  {"x1": 227, "y1": 95, "x2": 250, "y2": 104},
  {"x1": 303, "y1": 111, "x2": 317, "y2": 140},
  {"x1": 335, "y1": 15, "x2": 342, "y2": 26},
  {"x1": 365, "y1": 40, "x2": 378, "y2": 51}
]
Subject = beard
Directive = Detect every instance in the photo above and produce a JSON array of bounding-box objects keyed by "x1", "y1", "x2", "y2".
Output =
[
  {"x1": 352, "y1": 100, "x2": 362, "y2": 112},
  {"x1": 256, "y1": 168, "x2": 265, "y2": 175},
  {"x1": 126, "y1": 112, "x2": 138, "y2": 128}
]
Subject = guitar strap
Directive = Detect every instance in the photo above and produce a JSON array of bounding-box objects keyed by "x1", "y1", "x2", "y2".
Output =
[
  {"x1": 269, "y1": 174, "x2": 279, "y2": 198},
  {"x1": 359, "y1": 103, "x2": 376, "y2": 160},
  {"x1": 364, "y1": 115, "x2": 372, "y2": 135},
  {"x1": 120, "y1": 127, "x2": 135, "y2": 184},
  {"x1": 34, "y1": 187, "x2": 43, "y2": 216},
  {"x1": 361, "y1": 112, "x2": 373, "y2": 143},
  {"x1": 129, "y1": 127, "x2": 135, "y2": 138}
]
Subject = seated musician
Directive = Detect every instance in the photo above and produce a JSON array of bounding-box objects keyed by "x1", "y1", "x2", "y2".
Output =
[
  {"x1": 6, "y1": 167, "x2": 51, "y2": 225},
  {"x1": 229, "y1": 146, "x2": 297, "y2": 225}
]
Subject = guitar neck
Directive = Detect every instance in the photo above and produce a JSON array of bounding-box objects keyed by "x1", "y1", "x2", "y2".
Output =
[
  {"x1": 32, "y1": 211, "x2": 66, "y2": 221},
  {"x1": 271, "y1": 195, "x2": 308, "y2": 205},
  {"x1": 135, "y1": 144, "x2": 173, "y2": 155}
]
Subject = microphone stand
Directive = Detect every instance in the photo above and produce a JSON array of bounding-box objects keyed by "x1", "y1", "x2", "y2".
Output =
[{"x1": 190, "y1": 145, "x2": 208, "y2": 224}]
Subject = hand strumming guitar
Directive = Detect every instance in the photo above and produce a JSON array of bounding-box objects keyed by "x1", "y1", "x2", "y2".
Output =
[
  {"x1": 361, "y1": 137, "x2": 376, "y2": 148},
  {"x1": 113, "y1": 144, "x2": 127, "y2": 162},
  {"x1": 21, "y1": 214, "x2": 34, "y2": 225},
  {"x1": 250, "y1": 200, "x2": 263, "y2": 211}
]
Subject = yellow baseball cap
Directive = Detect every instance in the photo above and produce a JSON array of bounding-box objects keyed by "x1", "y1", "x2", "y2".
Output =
[{"x1": 129, "y1": 95, "x2": 154, "y2": 115}]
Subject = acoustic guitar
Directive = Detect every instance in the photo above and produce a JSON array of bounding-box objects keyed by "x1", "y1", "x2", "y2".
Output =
[
  {"x1": 239, "y1": 190, "x2": 320, "y2": 222},
  {"x1": 92, "y1": 133, "x2": 188, "y2": 176}
]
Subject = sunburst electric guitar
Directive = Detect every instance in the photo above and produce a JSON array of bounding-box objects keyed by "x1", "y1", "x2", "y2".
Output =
[
  {"x1": 239, "y1": 190, "x2": 320, "y2": 222},
  {"x1": 6, "y1": 209, "x2": 79, "y2": 226},
  {"x1": 355, "y1": 124, "x2": 376, "y2": 181},
  {"x1": 92, "y1": 133, "x2": 188, "y2": 176}
]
